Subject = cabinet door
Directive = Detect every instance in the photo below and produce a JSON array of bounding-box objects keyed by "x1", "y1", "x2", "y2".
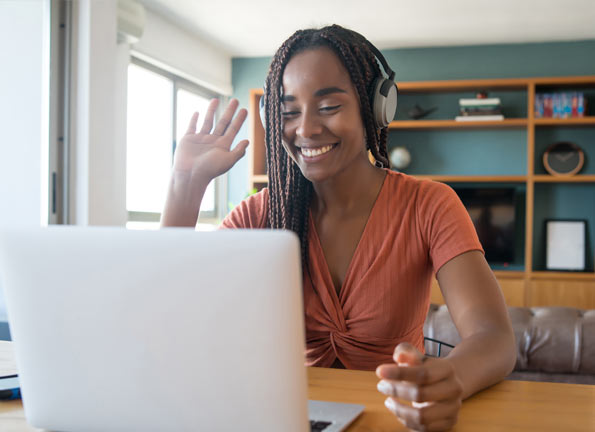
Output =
[
  {"x1": 498, "y1": 278, "x2": 525, "y2": 307},
  {"x1": 529, "y1": 280, "x2": 595, "y2": 309}
]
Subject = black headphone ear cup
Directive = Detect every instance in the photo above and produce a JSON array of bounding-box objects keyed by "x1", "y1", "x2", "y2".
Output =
[
  {"x1": 371, "y1": 78, "x2": 398, "y2": 128},
  {"x1": 259, "y1": 94, "x2": 266, "y2": 129}
]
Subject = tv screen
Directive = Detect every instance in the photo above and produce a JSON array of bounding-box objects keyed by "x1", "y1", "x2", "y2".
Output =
[{"x1": 453, "y1": 187, "x2": 516, "y2": 265}]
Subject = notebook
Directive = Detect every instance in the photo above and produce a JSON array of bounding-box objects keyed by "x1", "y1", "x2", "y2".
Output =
[{"x1": 0, "y1": 227, "x2": 363, "y2": 431}]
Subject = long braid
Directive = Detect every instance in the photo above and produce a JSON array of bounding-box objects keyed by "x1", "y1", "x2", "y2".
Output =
[{"x1": 263, "y1": 24, "x2": 392, "y2": 267}]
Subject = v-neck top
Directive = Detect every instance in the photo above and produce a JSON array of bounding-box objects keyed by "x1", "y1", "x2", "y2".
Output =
[{"x1": 221, "y1": 170, "x2": 483, "y2": 371}]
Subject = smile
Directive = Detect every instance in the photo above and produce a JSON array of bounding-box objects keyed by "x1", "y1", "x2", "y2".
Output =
[{"x1": 299, "y1": 144, "x2": 336, "y2": 157}]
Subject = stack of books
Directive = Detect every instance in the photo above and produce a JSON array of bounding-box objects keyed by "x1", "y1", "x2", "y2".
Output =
[
  {"x1": 455, "y1": 97, "x2": 504, "y2": 121},
  {"x1": 535, "y1": 92, "x2": 587, "y2": 118}
]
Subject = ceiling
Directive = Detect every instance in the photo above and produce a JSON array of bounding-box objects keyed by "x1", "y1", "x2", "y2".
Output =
[{"x1": 140, "y1": 0, "x2": 595, "y2": 57}]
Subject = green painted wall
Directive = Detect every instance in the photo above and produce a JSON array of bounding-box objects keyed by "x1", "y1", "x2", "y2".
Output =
[{"x1": 229, "y1": 40, "x2": 595, "y2": 270}]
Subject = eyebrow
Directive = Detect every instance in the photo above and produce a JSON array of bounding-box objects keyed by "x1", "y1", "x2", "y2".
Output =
[{"x1": 281, "y1": 86, "x2": 348, "y2": 102}]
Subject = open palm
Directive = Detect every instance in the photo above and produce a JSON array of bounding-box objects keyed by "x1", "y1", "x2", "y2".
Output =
[{"x1": 173, "y1": 98, "x2": 249, "y2": 182}]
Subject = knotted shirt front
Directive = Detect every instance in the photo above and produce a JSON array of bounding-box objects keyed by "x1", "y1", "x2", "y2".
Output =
[{"x1": 221, "y1": 170, "x2": 483, "y2": 370}]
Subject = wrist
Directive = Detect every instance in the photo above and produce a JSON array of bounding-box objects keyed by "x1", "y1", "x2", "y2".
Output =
[{"x1": 160, "y1": 170, "x2": 210, "y2": 227}]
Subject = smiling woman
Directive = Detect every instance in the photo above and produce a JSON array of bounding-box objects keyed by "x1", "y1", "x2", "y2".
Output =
[{"x1": 160, "y1": 24, "x2": 516, "y2": 432}]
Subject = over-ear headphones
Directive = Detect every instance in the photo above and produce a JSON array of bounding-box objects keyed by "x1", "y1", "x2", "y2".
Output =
[
  {"x1": 366, "y1": 43, "x2": 398, "y2": 128},
  {"x1": 259, "y1": 40, "x2": 397, "y2": 129}
]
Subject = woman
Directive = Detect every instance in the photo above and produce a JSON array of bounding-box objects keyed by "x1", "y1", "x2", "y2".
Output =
[{"x1": 161, "y1": 25, "x2": 516, "y2": 432}]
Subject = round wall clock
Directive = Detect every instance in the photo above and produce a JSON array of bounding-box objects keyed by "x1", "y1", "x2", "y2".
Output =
[{"x1": 542, "y1": 142, "x2": 585, "y2": 176}]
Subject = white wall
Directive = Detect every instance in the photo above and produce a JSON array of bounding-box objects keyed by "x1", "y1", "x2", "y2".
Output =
[
  {"x1": 0, "y1": 1, "x2": 47, "y2": 228},
  {"x1": 71, "y1": 0, "x2": 129, "y2": 226},
  {"x1": 0, "y1": 0, "x2": 48, "y2": 322},
  {"x1": 133, "y1": 8, "x2": 232, "y2": 96}
]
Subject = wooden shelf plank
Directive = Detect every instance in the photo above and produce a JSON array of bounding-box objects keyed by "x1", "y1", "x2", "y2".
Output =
[
  {"x1": 534, "y1": 117, "x2": 595, "y2": 126},
  {"x1": 493, "y1": 271, "x2": 525, "y2": 279},
  {"x1": 398, "y1": 78, "x2": 529, "y2": 92},
  {"x1": 531, "y1": 271, "x2": 595, "y2": 281},
  {"x1": 251, "y1": 175, "x2": 268, "y2": 183},
  {"x1": 413, "y1": 175, "x2": 526, "y2": 183},
  {"x1": 389, "y1": 119, "x2": 527, "y2": 129},
  {"x1": 533, "y1": 175, "x2": 595, "y2": 183},
  {"x1": 531, "y1": 75, "x2": 595, "y2": 87}
]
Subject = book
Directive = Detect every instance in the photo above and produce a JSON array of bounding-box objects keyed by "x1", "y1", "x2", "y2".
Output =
[
  {"x1": 459, "y1": 98, "x2": 501, "y2": 107},
  {"x1": 455, "y1": 115, "x2": 504, "y2": 121},
  {"x1": 535, "y1": 92, "x2": 587, "y2": 118},
  {"x1": 460, "y1": 108, "x2": 502, "y2": 116}
]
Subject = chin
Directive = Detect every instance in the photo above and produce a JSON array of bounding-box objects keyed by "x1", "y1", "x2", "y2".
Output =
[{"x1": 296, "y1": 164, "x2": 337, "y2": 184}]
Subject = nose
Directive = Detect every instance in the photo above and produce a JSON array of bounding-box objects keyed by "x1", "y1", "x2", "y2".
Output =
[{"x1": 296, "y1": 109, "x2": 322, "y2": 138}]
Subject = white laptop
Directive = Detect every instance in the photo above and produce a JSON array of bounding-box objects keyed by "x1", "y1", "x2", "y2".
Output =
[{"x1": 0, "y1": 227, "x2": 363, "y2": 432}]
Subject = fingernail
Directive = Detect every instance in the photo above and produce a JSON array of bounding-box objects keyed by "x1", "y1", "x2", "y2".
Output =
[
  {"x1": 377, "y1": 380, "x2": 393, "y2": 395},
  {"x1": 384, "y1": 397, "x2": 397, "y2": 412}
]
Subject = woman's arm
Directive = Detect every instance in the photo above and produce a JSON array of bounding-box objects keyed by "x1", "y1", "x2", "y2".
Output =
[
  {"x1": 434, "y1": 250, "x2": 516, "y2": 398},
  {"x1": 160, "y1": 98, "x2": 249, "y2": 227},
  {"x1": 376, "y1": 250, "x2": 516, "y2": 431}
]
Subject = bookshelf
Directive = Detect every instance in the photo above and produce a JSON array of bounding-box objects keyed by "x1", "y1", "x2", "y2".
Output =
[{"x1": 247, "y1": 76, "x2": 595, "y2": 308}]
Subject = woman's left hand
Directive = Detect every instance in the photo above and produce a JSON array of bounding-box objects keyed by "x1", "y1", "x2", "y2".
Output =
[{"x1": 375, "y1": 343, "x2": 463, "y2": 431}]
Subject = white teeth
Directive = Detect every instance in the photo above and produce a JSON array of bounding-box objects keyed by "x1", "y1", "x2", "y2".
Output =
[{"x1": 300, "y1": 144, "x2": 334, "y2": 157}]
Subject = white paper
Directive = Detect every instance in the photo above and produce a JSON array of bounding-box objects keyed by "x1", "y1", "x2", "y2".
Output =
[{"x1": 546, "y1": 221, "x2": 586, "y2": 270}]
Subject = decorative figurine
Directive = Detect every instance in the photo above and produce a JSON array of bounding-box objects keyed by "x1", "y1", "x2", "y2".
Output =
[{"x1": 407, "y1": 104, "x2": 438, "y2": 120}]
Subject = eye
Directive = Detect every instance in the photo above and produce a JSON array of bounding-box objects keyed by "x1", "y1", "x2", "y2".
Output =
[
  {"x1": 281, "y1": 110, "x2": 299, "y2": 118},
  {"x1": 320, "y1": 105, "x2": 341, "y2": 113}
]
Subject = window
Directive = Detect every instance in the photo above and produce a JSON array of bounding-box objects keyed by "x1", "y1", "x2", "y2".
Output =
[{"x1": 126, "y1": 58, "x2": 221, "y2": 229}]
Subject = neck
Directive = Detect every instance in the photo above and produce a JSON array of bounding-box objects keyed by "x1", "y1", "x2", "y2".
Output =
[{"x1": 311, "y1": 155, "x2": 386, "y2": 217}]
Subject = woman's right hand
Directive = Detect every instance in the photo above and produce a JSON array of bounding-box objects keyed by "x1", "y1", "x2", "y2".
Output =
[
  {"x1": 160, "y1": 98, "x2": 249, "y2": 227},
  {"x1": 173, "y1": 98, "x2": 249, "y2": 183}
]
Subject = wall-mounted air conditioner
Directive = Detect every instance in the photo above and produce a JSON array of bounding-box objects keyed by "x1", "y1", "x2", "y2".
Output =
[{"x1": 117, "y1": 0, "x2": 145, "y2": 44}]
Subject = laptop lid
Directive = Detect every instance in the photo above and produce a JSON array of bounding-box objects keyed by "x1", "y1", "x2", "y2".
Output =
[{"x1": 0, "y1": 227, "x2": 309, "y2": 431}]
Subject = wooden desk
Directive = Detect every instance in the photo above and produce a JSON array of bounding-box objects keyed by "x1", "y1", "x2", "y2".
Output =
[
  {"x1": 1, "y1": 339, "x2": 594, "y2": 431},
  {"x1": 308, "y1": 367, "x2": 595, "y2": 431}
]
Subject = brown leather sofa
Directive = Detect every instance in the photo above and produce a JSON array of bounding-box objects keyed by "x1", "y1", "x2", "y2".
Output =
[{"x1": 424, "y1": 304, "x2": 595, "y2": 385}]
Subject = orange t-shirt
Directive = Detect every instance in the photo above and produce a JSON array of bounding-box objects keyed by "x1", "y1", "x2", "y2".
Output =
[{"x1": 221, "y1": 170, "x2": 483, "y2": 370}]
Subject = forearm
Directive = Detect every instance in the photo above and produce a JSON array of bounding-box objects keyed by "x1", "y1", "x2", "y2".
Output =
[
  {"x1": 160, "y1": 171, "x2": 209, "y2": 228},
  {"x1": 445, "y1": 329, "x2": 516, "y2": 400}
]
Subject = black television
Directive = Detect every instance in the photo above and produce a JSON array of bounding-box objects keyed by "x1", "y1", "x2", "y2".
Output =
[{"x1": 452, "y1": 187, "x2": 517, "y2": 265}]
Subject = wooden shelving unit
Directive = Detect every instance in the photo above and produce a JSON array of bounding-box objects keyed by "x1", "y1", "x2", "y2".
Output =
[
  {"x1": 533, "y1": 175, "x2": 595, "y2": 183},
  {"x1": 248, "y1": 76, "x2": 595, "y2": 308}
]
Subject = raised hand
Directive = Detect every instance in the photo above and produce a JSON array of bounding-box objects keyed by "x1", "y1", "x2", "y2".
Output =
[
  {"x1": 376, "y1": 343, "x2": 464, "y2": 431},
  {"x1": 173, "y1": 98, "x2": 249, "y2": 183},
  {"x1": 161, "y1": 98, "x2": 249, "y2": 227}
]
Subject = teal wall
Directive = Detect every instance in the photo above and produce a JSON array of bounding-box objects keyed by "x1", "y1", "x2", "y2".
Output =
[
  {"x1": 230, "y1": 40, "x2": 595, "y2": 203},
  {"x1": 229, "y1": 40, "x2": 595, "y2": 270}
]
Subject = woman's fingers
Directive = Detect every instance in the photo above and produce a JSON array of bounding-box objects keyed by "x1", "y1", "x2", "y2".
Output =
[
  {"x1": 186, "y1": 112, "x2": 199, "y2": 135},
  {"x1": 198, "y1": 98, "x2": 220, "y2": 134},
  {"x1": 212, "y1": 98, "x2": 239, "y2": 136},
  {"x1": 224, "y1": 108, "x2": 248, "y2": 140},
  {"x1": 385, "y1": 397, "x2": 460, "y2": 431},
  {"x1": 377, "y1": 377, "x2": 463, "y2": 403},
  {"x1": 394, "y1": 342, "x2": 425, "y2": 366},
  {"x1": 376, "y1": 358, "x2": 454, "y2": 385}
]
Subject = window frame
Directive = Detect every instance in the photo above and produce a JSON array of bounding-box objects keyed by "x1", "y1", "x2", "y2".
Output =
[{"x1": 127, "y1": 56, "x2": 224, "y2": 225}]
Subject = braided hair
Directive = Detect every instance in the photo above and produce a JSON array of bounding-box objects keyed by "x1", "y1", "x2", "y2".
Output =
[{"x1": 262, "y1": 24, "x2": 391, "y2": 266}]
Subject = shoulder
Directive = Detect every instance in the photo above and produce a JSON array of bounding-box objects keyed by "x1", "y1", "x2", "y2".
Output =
[
  {"x1": 220, "y1": 188, "x2": 269, "y2": 229},
  {"x1": 384, "y1": 170, "x2": 456, "y2": 205}
]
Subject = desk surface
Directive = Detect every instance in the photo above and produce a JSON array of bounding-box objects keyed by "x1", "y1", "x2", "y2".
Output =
[{"x1": 1, "y1": 340, "x2": 595, "y2": 431}]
